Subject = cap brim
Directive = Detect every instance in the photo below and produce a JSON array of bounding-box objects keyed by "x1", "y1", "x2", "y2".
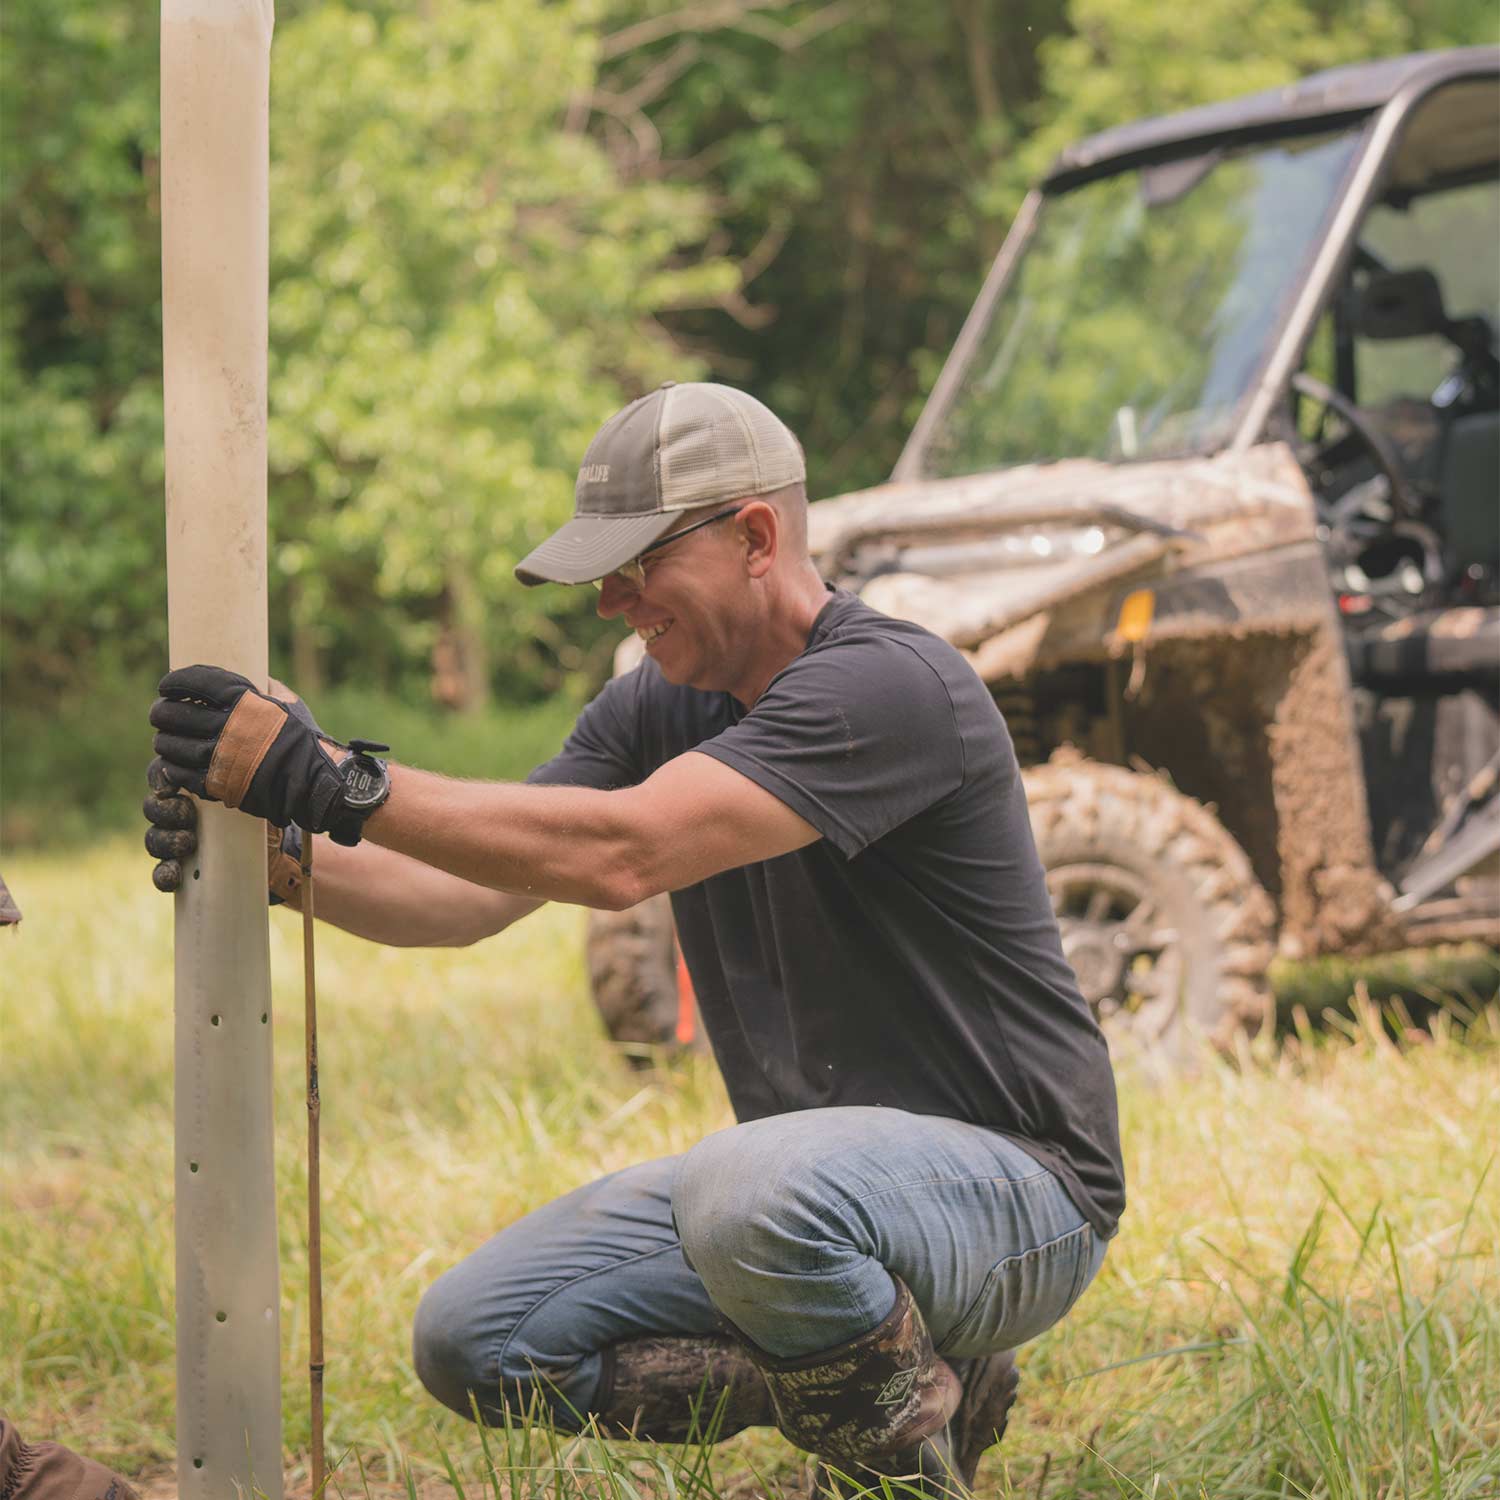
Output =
[{"x1": 514, "y1": 510, "x2": 680, "y2": 587}]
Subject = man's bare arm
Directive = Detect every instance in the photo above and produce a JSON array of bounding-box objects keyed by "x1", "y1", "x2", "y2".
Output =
[
  {"x1": 361, "y1": 750, "x2": 818, "y2": 910},
  {"x1": 260, "y1": 676, "x2": 542, "y2": 946},
  {"x1": 281, "y1": 835, "x2": 543, "y2": 947}
]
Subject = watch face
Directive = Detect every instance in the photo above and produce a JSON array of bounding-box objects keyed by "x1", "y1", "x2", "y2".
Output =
[{"x1": 342, "y1": 758, "x2": 389, "y2": 810}]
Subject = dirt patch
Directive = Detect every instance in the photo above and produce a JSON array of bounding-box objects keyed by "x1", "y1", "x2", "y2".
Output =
[
  {"x1": 1267, "y1": 626, "x2": 1399, "y2": 957},
  {"x1": 1122, "y1": 615, "x2": 1397, "y2": 958},
  {"x1": 1127, "y1": 625, "x2": 1289, "y2": 900}
]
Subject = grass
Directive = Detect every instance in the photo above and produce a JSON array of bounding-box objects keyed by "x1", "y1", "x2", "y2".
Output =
[{"x1": 2, "y1": 838, "x2": 1498, "y2": 1499}]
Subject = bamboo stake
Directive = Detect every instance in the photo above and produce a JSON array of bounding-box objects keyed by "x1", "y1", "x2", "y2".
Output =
[{"x1": 301, "y1": 834, "x2": 326, "y2": 1495}]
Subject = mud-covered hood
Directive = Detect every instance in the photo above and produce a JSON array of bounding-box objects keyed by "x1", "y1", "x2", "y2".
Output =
[{"x1": 807, "y1": 444, "x2": 1317, "y2": 648}]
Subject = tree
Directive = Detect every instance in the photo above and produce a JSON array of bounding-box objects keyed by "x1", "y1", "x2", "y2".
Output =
[
  {"x1": 263, "y1": 0, "x2": 734, "y2": 704},
  {"x1": 1, "y1": 0, "x2": 167, "y2": 701}
]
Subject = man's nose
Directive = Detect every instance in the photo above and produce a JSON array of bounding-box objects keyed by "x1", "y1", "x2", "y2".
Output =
[{"x1": 595, "y1": 573, "x2": 638, "y2": 618}]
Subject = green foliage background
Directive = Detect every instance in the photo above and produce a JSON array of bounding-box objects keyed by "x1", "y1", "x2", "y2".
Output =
[{"x1": 2, "y1": 0, "x2": 1496, "y2": 836}]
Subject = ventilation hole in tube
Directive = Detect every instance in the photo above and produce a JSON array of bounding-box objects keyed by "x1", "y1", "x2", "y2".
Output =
[
  {"x1": 261, "y1": 1013, "x2": 268, "y2": 1024},
  {"x1": 189, "y1": 1161, "x2": 199, "y2": 1173},
  {"x1": 210, "y1": 1015, "x2": 222, "y2": 1027},
  {"x1": 215, "y1": 1311, "x2": 227, "y2": 1323},
  {"x1": 193, "y1": 1460, "x2": 204, "y2": 1470},
  {"x1": 192, "y1": 869, "x2": 200, "y2": 880}
]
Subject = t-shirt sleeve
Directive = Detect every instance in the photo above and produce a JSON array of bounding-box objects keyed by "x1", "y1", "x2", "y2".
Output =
[
  {"x1": 694, "y1": 637, "x2": 965, "y2": 857},
  {"x1": 526, "y1": 669, "x2": 646, "y2": 790}
]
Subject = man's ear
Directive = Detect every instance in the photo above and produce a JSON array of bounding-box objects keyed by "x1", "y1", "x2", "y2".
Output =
[{"x1": 739, "y1": 500, "x2": 778, "y2": 578}]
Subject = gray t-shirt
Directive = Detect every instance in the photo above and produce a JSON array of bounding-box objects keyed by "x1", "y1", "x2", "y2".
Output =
[{"x1": 529, "y1": 589, "x2": 1125, "y2": 1237}]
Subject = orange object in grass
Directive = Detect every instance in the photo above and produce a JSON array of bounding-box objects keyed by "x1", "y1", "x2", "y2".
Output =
[{"x1": 674, "y1": 941, "x2": 697, "y2": 1046}]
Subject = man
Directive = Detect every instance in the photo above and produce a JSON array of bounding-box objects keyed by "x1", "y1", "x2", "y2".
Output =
[{"x1": 146, "y1": 382, "x2": 1124, "y2": 1496}]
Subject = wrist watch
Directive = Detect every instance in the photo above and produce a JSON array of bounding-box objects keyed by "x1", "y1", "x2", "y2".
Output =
[
  {"x1": 330, "y1": 739, "x2": 391, "y2": 845},
  {"x1": 340, "y1": 738, "x2": 391, "y2": 812}
]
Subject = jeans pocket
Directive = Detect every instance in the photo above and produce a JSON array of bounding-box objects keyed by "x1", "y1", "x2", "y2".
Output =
[{"x1": 938, "y1": 1223, "x2": 1096, "y2": 1358}]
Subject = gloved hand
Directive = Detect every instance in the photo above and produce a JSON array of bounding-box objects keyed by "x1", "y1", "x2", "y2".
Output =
[
  {"x1": 143, "y1": 759, "x2": 199, "y2": 893},
  {"x1": 146, "y1": 675, "x2": 327, "y2": 896},
  {"x1": 149, "y1": 665, "x2": 386, "y2": 847},
  {"x1": 144, "y1": 775, "x2": 305, "y2": 902}
]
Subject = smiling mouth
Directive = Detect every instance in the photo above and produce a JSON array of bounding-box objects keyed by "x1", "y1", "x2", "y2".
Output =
[{"x1": 637, "y1": 621, "x2": 673, "y2": 645}]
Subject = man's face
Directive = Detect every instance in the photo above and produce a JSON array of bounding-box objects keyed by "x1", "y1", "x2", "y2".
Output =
[{"x1": 594, "y1": 509, "x2": 753, "y2": 692}]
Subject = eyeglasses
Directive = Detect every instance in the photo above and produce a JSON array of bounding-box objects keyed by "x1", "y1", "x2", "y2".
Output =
[{"x1": 591, "y1": 506, "x2": 745, "y2": 592}]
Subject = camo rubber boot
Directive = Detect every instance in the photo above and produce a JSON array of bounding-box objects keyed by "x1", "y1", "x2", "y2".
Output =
[
  {"x1": 810, "y1": 1350, "x2": 1021, "y2": 1498},
  {"x1": 949, "y1": 1349, "x2": 1020, "y2": 1482},
  {"x1": 595, "y1": 1333, "x2": 776, "y2": 1442},
  {"x1": 811, "y1": 1430, "x2": 958, "y2": 1497},
  {"x1": 748, "y1": 1277, "x2": 961, "y2": 1465}
]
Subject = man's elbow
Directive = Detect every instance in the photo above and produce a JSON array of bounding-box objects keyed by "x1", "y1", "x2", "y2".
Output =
[
  {"x1": 589, "y1": 863, "x2": 658, "y2": 913},
  {"x1": 567, "y1": 808, "x2": 668, "y2": 912},
  {"x1": 584, "y1": 828, "x2": 670, "y2": 911}
]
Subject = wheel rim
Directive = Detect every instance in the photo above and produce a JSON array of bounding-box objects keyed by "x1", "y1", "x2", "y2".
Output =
[{"x1": 1047, "y1": 862, "x2": 1183, "y2": 1043}]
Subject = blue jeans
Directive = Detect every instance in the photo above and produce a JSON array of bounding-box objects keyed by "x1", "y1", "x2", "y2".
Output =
[{"x1": 413, "y1": 1106, "x2": 1107, "y2": 1427}]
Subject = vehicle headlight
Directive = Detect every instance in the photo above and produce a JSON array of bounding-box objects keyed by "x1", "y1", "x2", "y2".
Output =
[{"x1": 894, "y1": 525, "x2": 1114, "y2": 576}]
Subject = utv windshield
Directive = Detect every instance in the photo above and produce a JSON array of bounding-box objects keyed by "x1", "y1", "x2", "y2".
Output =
[{"x1": 918, "y1": 128, "x2": 1365, "y2": 476}]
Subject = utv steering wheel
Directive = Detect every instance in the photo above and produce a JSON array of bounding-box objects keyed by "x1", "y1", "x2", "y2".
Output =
[
  {"x1": 1294, "y1": 371, "x2": 1448, "y2": 593},
  {"x1": 1290, "y1": 371, "x2": 1423, "y2": 520}
]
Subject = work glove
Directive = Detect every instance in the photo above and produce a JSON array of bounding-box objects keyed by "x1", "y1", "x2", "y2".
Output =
[
  {"x1": 146, "y1": 674, "x2": 317, "y2": 896},
  {"x1": 149, "y1": 665, "x2": 386, "y2": 847},
  {"x1": 144, "y1": 774, "x2": 305, "y2": 903}
]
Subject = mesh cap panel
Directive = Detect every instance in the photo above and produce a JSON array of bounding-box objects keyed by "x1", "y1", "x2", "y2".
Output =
[{"x1": 657, "y1": 384, "x2": 804, "y2": 511}]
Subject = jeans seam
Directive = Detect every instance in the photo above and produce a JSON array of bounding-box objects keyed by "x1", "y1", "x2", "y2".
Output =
[
  {"x1": 828, "y1": 1166, "x2": 1052, "y2": 1221},
  {"x1": 496, "y1": 1239, "x2": 689, "y2": 1386},
  {"x1": 991, "y1": 1218, "x2": 1090, "y2": 1271},
  {"x1": 939, "y1": 1220, "x2": 1092, "y2": 1354}
]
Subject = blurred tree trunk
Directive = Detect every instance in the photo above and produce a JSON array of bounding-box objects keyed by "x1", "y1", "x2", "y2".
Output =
[
  {"x1": 289, "y1": 578, "x2": 324, "y2": 697},
  {"x1": 432, "y1": 557, "x2": 490, "y2": 713}
]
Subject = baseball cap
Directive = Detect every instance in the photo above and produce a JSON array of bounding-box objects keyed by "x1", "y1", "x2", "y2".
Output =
[{"x1": 515, "y1": 382, "x2": 806, "y2": 586}]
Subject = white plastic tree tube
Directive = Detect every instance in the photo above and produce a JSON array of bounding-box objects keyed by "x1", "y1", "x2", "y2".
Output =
[{"x1": 160, "y1": 2, "x2": 283, "y2": 1495}]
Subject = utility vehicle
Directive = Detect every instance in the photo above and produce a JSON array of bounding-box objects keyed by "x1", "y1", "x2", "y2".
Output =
[{"x1": 589, "y1": 48, "x2": 1500, "y2": 1064}]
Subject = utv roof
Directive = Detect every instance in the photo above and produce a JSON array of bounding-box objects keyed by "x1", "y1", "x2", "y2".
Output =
[{"x1": 1045, "y1": 46, "x2": 1500, "y2": 190}]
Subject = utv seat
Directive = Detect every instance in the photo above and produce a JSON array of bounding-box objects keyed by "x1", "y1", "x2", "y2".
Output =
[
  {"x1": 1347, "y1": 604, "x2": 1500, "y2": 690},
  {"x1": 1439, "y1": 409, "x2": 1500, "y2": 577},
  {"x1": 1349, "y1": 267, "x2": 1499, "y2": 579}
]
